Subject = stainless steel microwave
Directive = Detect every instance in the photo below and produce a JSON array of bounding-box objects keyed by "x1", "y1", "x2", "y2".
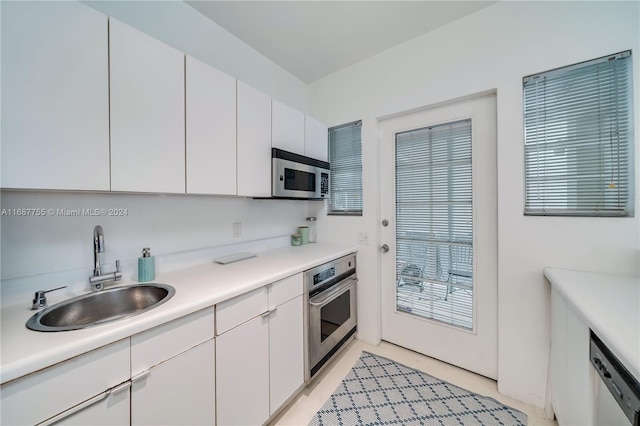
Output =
[{"x1": 272, "y1": 148, "x2": 330, "y2": 200}]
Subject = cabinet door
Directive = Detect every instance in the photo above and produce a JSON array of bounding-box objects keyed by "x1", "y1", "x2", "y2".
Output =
[
  {"x1": 269, "y1": 295, "x2": 304, "y2": 415},
  {"x1": 216, "y1": 315, "x2": 269, "y2": 426},
  {"x1": 272, "y1": 100, "x2": 305, "y2": 155},
  {"x1": 132, "y1": 339, "x2": 215, "y2": 426},
  {"x1": 305, "y1": 115, "x2": 328, "y2": 162},
  {"x1": 110, "y1": 18, "x2": 185, "y2": 193},
  {"x1": 1, "y1": 1, "x2": 110, "y2": 190},
  {"x1": 50, "y1": 383, "x2": 130, "y2": 426},
  {"x1": 186, "y1": 56, "x2": 237, "y2": 195},
  {"x1": 549, "y1": 287, "x2": 567, "y2": 421},
  {"x1": 237, "y1": 81, "x2": 272, "y2": 197},
  {"x1": 565, "y1": 306, "x2": 593, "y2": 425},
  {"x1": 0, "y1": 339, "x2": 129, "y2": 426}
]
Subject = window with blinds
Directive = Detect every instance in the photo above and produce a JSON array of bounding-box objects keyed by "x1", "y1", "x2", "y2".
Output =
[
  {"x1": 523, "y1": 51, "x2": 634, "y2": 217},
  {"x1": 328, "y1": 120, "x2": 363, "y2": 215},
  {"x1": 395, "y1": 119, "x2": 473, "y2": 330}
]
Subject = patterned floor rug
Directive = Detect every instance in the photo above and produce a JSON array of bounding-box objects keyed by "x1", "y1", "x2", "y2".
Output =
[{"x1": 308, "y1": 351, "x2": 527, "y2": 426}]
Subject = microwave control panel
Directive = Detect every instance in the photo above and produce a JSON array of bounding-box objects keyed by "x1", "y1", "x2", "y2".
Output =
[{"x1": 320, "y1": 172, "x2": 329, "y2": 196}]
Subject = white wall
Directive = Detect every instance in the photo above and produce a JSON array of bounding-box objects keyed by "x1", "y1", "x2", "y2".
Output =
[
  {"x1": 308, "y1": 0, "x2": 639, "y2": 408},
  {"x1": 0, "y1": 192, "x2": 311, "y2": 305},
  {"x1": 0, "y1": 1, "x2": 312, "y2": 305}
]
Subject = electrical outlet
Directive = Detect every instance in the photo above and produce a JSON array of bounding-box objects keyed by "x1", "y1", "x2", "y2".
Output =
[
  {"x1": 233, "y1": 222, "x2": 241, "y2": 238},
  {"x1": 357, "y1": 232, "x2": 369, "y2": 245}
]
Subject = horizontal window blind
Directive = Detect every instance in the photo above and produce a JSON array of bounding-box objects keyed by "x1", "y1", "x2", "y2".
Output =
[
  {"x1": 395, "y1": 119, "x2": 473, "y2": 330},
  {"x1": 329, "y1": 120, "x2": 363, "y2": 215},
  {"x1": 523, "y1": 51, "x2": 634, "y2": 217}
]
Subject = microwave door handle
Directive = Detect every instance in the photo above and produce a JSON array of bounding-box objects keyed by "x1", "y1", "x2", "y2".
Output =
[{"x1": 309, "y1": 277, "x2": 358, "y2": 307}]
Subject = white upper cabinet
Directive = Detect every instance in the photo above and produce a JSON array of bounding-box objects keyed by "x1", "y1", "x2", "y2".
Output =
[
  {"x1": 272, "y1": 99, "x2": 305, "y2": 155},
  {"x1": 305, "y1": 115, "x2": 329, "y2": 162},
  {"x1": 185, "y1": 56, "x2": 237, "y2": 195},
  {"x1": 237, "y1": 81, "x2": 272, "y2": 197},
  {"x1": 1, "y1": 1, "x2": 110, "y2": 190},
  {"x1": 109, "y1": 18, "x2": 185, "y2": 194}
]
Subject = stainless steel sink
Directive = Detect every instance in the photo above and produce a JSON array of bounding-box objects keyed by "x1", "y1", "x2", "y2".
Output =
[{"x1": 26, "y1": 283, "x2": 175, "y2": 332}]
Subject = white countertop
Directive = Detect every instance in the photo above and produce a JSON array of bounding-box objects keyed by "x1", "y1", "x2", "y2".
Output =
[
  {"x1": 544, "y1": 267, "x2": 640, "y2": 380},
  {"x1": 0, "y1": 243, "x2": 357, "y2": 384}
]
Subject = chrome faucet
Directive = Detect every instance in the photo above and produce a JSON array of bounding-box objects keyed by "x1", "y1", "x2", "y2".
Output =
[
  {"x1": 93, "y1": 225, "x2": 105, "y2": 277},
  {"x1": 89, "y1": 225, "x2": 122, "y2": 291}
]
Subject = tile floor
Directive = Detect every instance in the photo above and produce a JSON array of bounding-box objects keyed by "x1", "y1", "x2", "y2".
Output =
[{"x1": 271, "y1": 339, "x2": 557, "y2": 426}]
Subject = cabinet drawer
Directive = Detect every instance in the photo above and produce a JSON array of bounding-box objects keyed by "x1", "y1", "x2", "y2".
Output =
[
  {"x1": 269, "y1": 273, "x2": 303, "y2": 308},
  {"x1": 131, "y1": 307, "x2": 214, "y2": 376},
  {"x1": 216, "y1": 287, "x2": 267, "y2": 335},
  {"x1": 0, "y1": 339, "x2": 130, "y2": 426}
]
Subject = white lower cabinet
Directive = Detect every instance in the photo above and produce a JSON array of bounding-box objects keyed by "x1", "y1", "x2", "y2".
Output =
[
  {"x1": 2, "y1": 276, "x2": 308, "y2": 426},
  {"x1": 216, "y1": 314, "x2": 270, "y2": 426},
  {"x1": 131, "y1": 307, "x2": 216, "y2": 425},
  {"x1": 0, "y1": 339, "x2": 130, "y2": 426},
  {"x1": 50, "y1": 382, "x2": 131, "y2": 426},
  {"x1": 548, "y1": 287, "x2": 593, "y2": 425},
  {"x1": 549, "y1": 286, "x2": 567, "y2": 418},
  {"x1": 268, "y1": 294, "x2": 304, "y2": 415},
  {"x1": 132, "y1": 339, "x2": 215, "y2": 425},
  {"x1": 0, "y1": 308, "x2": 216, "y2": 426},
  {"x1": 216, "y1": 273, "x2": 304, "y2": 425}
]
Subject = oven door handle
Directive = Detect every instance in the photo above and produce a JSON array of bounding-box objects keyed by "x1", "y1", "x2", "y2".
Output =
[{"x1": 309, "y1": 276, "x2": 358, "y2": 307}]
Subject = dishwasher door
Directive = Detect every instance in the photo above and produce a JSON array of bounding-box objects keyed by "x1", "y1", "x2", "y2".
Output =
[
  {"x1": 590, "y1": 330, "x2": 640, "y2": 426},
  {"x1": 594, "y1": 374, "x2": 632, "y2": 426}
]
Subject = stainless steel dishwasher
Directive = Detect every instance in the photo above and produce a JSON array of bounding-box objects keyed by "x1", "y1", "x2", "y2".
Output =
[{"x1": 590, "y1": 330, "x2": 640, "y2": 425}]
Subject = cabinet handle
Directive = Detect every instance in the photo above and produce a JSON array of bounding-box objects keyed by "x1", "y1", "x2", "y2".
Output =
[
  {"x1": 260, "y1": 307, "x2": 278, "y2": 318},
  {"x1": 132, "y1": 369, "x2": 151, "y2": 383},
  {"x1": 109, "y1": 381, "x2": 131, "y2": 396},
  {"x1": 37, "y1": 380, "x2": 132, "y2": 426},
  {"x1": 37, "y1": 390, "x2": 109, "y2": 426}
]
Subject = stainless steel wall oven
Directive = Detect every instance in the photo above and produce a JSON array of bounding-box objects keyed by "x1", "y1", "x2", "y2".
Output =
[{"x1": 305, "y1": 253, "x2": 357, "y2": 382}]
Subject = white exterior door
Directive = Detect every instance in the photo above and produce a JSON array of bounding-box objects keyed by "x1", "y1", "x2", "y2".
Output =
[{"x1": 379, "y1": 94, "x2": 498, "y2": 379}]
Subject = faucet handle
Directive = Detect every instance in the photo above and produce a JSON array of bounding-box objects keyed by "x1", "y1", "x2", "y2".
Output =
[
  {"x1": 31, "y1": 286, "x2": 67, "y2": 310},
  {"x1": 116, "y1": 260, "x2": 121, "y2": 272}
]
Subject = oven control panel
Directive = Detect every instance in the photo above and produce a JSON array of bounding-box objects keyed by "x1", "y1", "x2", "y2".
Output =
[
  {"x1": 304, "y1": 253, "x2": 356, "y2": 293},
  {"x1": 313, "y1": 267, "x2": 335, "y2": 285}
]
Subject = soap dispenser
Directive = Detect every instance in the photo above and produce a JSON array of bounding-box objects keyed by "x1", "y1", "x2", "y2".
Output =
[{"x1": 138, "y1": 247, "x2": 155, "y2": 282}]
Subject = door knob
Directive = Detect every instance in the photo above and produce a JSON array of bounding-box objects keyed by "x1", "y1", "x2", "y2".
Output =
[{"x1": 380, "y1": 244, "x2": 389, "y2": 253}]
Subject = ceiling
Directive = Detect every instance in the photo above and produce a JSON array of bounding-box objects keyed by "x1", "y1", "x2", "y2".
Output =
[{"x1": 186, "y1": 1, "x2": 497, "y2": 84}]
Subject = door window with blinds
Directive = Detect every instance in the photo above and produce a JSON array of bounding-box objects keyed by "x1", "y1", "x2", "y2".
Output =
[
  {"x1": 523, "y1": 51, "x2": 634, "y2": 217},
  {"x1": 328, "y1": 120, "x2": 363, "y2": 215},
  {"x1": 395, "y1": 119, "x2": 473, "y2": 329}
]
